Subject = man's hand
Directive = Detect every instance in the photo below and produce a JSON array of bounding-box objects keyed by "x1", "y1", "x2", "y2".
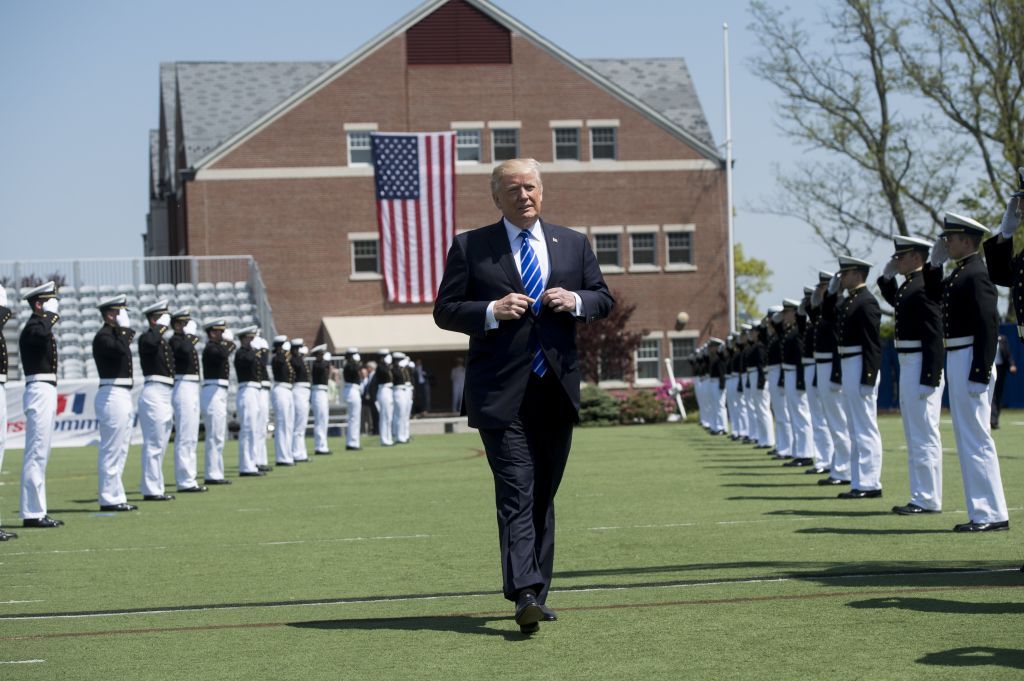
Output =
[
  {"x1": 1000, "y1": 195, "x2": 1021, "y2": 239},
  {"x1": 42, "y1": 298, "x2": 60, "y2": 315},
  {"x1": 492, "y1": 292, "x2": 534, "y2": 320},
  {"x1": 882, "y1": 259, "x2": 898, "y2": 280},
  {"x1": 827, "y1": 272, "x2": 841, "y2": 295},
  {"x1": 541, "y1": 287, "x2": 577, "y2": 314},
  {"x1": 929, "y1": 238, "x2": 948, "y2": 267}
]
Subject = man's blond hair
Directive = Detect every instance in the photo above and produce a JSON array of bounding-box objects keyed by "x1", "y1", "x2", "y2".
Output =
[{"x1": 490, "y1": 158, "x2": 543, "y2": 197}]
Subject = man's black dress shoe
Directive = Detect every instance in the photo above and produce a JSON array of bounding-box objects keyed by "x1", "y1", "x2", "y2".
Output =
[
  {"x1": 838, "y1": 488, "x2": 882, "y2": 499},
  {"x1": 239, "y1": 471, "x2": 265, "y2": 477},
  {"x1": 783, "y1": 457, "x2": 813, "y2": 467},
  {"x1": 204, "y1": 478, "x2": 232, "y2": 485},
  {"x1": 315, "y1": 450, "x2": 333, "y2": 455},
  {"x1": 515, "y1": 590, "x2": 543, "y2": 630},
  {"x1": 539, "y1": 603, "x2": 557, "y2": 621},
  {"x1": 295, "y1": 458, "x2": 311, "y2": 463},
  {"x1": 143, "y1": 494, "x2": 175, "y2": 501},
  {"x1": 23, "y1": 516, "x2": 64, "y2": 528},
  {"x1": 953, "y1": 520, "x2": 1009, "y2": 532},
  {"x1": 178, "y1": 485, "x2": 208, "y2": 493},
  {"x1": 818, "y1": 477, "x2": 850, "y2": 486},
  {"x1": 805, "y1": 466, "x2": 830, "y2": 475},
  {"x1": 892, "y1": 503, "x2": 938, "y2": 515},
  {"x1": 257, "y1": 464, "x2": 272, "y2": 472},
  {"x1": 345, "y1": 446, "x2": 361, "y2": 451},
  {"x1": 0, "y1": 529, "x2": 19, "y2": 540},
  {"x1": 276, "y1": 461, "x2": 296, "y2": 467},
  {"x1": 99, "y1": 503, "x2": 138, "y2": 512},
  {"x1": 771, "y1": 454, "x2": 792, "y2": 461}
]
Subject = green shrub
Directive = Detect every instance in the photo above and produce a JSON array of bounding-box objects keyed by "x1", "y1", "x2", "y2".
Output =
[
  {"x1": 619, "y1": 389, "x2": 668, "y2": 424},
  {"x1": 579, "y1": 384, "x2": 621, "y2": 426}
]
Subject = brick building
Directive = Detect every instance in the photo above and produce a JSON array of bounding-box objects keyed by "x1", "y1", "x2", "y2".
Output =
[{"x1": 147, "y1": 0, "x2": 728, "y2": 409}]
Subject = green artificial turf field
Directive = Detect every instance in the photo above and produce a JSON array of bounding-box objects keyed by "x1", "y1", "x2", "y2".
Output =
[{"x1": 1, "y1": 414, "x2": 1022, "y2": 680}]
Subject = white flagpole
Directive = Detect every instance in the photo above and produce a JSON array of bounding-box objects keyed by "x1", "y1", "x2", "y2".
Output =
[{"x1": 723, "y1": 22, "x2": 736, "y2": 334}]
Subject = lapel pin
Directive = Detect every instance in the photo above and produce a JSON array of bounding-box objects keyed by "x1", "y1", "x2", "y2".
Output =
[{"x1": 552, "y1": 237, "x2": 558, "y2": 243}]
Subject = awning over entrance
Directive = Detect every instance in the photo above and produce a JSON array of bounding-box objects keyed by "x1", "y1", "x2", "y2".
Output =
[{"x1": 319, "y1": 313, "x2": 469, "y2": 354}]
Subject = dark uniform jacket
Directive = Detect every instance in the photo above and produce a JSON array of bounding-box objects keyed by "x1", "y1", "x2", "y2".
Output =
[
  {"x1": 747, "y1": 334, "x2": 768, "y2": 390},
  {"x1": 708, "y1": 353, "x2": 727, "y2": 390},
  {"x1": 93, "y1": 323, "x2": 135, "y2": 384},
  {"x1": 313, "y1": 358, "x2": 332, "y2": 386},
  {"x1": 272, "y1": 350, "x2": 295, "y2": 384},
  {"x1": 170, "y1": 332, "x2": 201, "y2": 377},
  {"x1": 835, "y1": 285, "x2": 881, "y2": 386},
  {"x1": 202, "y1": 339, "x2": 235, "y2": 383},
  {"x1": 782, "y1": 322, "x2": 806, "y2": 391},
  {"x1": 815, "y1": 293, "x2": 842, "y2": 386},
  {"x1": 291, "y1": 353, "x2": 311, "y2": 384},
  {"x1": 20, "y1": 311, "x2": 60, "y2": 383},
  {"x1": 983, "y1": 235, "x2": 1024, "y2": 336},
  {"x1": 923, "y1": 253, "x2": 999, "y2": 384},
  {"x1": 138, "y1": 326, "x2": 174, "y2": 379},
  {"x1": 878, "y1": 270, "x2": 943, "y2": 387},
  {"x1": 257, "y1": 347, "x2": 271, "y2": 387},
  {"x1": 0, "y1": 305, "x2": 11, "y2": 383},
  {"x1": 234, "y1": 346, "x2": 260, "y2": 383}
]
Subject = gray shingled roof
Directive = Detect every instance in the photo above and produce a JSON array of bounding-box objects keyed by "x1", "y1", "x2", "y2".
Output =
[{"x1": 582, "y1": 58, "x2": 715, "y2": 150}]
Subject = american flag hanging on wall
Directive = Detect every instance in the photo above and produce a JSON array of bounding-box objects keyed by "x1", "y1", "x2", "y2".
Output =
[{"x1": 371, "y1": 131, "x2": 456, "y2": 304}]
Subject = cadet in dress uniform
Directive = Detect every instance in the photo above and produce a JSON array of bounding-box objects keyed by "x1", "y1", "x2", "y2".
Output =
[
  {"x1": 879, "y1": 236, "x2": 945, "y2": 515},
  {"x1": 341, "y1": 347, "x2": 362, "y2": 451},
  {"x1": 310, "y1": 344, "x2": 333, "y2": 455},
  {"x1": 289, "y1": 338, "x2": 312, "y2": 462},
  {"x1": 812, "y1": 271, "x2": 852, "y2": 487},
  {"x1": 725, "y1": 336, "x2": 742, "y2": 439},
  {"x1": 19, "y1": 282, "x2": 64, "y2": 527},
  {"x1": 832, "y1": 256, "x2": 883, "y2": 499},
  {"x1": 800, "y1": 287, "x2": 832, "y2": 476},
  {"x1": 765, "y1": 306, "x2": 792, "y2": 458},
  {"x1": 92, "y1": 295, "x2": 137, "y2": 512},
  {"x1": 375, "y1": 349, "x2": 396, "y2": 446},
  {"x1": 707, "y1": 338, "x2": 728, "y2": 435},
  {"x1": 201, "y1": 319, "x2": 235, "y2": 484},
  {"x1": 233, "y1": 326, "x2": 264, "y2": 477},
  {"x1": 925, "y1": 213, "x2": 1009, "y2": 531},
  {"x1": 780, "y1": 298, "x2": 814, "y2": 467},
  {"x1": 0, "y1": 287, "x2": 16, "y2": 539},
  {"x1": 254, "y1": 333, "x2": 272, "y2": 472},
  {"x1": 746, "y1": 322, "x2": 774, "y2": 449},
  {"x1": 137, "y1": 299, "x2": 176, "y2": 501},
  {"x1": 693, "y1": 347, "x2": 708, "y2": 430},
  {"x1": 271, "y1": 336, "x2": 296, "y2": 465},
  {"x1": 169, "y1": 309, "x2": 206, "y2": 493},
  {"x1": 393, "y1": 352, "x2": 414, "y2": 444},
  {"x1": 738, "y1": 326, "x2": 755, "y2": 443}
]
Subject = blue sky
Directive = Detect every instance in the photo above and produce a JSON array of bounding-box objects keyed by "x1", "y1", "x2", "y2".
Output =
[{"x1": 0, "y1": 0, "x2": 890, "y2": 310}]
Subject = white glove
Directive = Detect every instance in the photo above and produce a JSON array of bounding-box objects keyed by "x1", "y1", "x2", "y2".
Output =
[
  {"x1": 967, "y1": 381, "x2": 988, "y2": 397},
  {"x1": 796, "y1": 301, "x2": 808, "y2": 317},
  {"x1": 116, "y1": 309, "x2": 131, "y2": 328},
  {"x1": 0, "y1": 287, "x2": 7, "y2": 307},
  {"x1": 162, "y1": 328, "x2": 175, "y2": 341},
  {"x1": 771, "y1": 312, "x2": 782, "y2": 324},
  {"x1": 918, "y1": 384, "x2": 936, "y2": 400},
  {"x1": 882, "y1": 259, "x2": 898, "y2": 280},
  {"x1": 827, "y1": 272, "x2": 841, "y2": 295},
  {"x1": 929, "y1": 238, "x2": 948, "y2": 267},
  {"x1": 1000, "y1": 196, "x2": 1021, "y2": 238},
  {"x1": 223, "y1": 329, "x2": 235, "y2": 342},
  {"x1": 859, "y1": 383, "x2": 874, "y2": 397},
  {"x1": 383, "y1": 353, "x2": 393, "y2": 365},
  {"x1": 184, "y1": 320, "x2": 198, "y2": 336},
  {"x1": 323, "y1": 352, "x2": 332, "y2": 361},
  {"x1": 829, "y1": 381, "x2": 841, "y2": 393},
  {"x1": 42, "y1": 298, "x2": 60, "y2": 314},
  {"x1": 252, "y1": 337, "x2": 266, "y2": 351},
  {"x1": 282, "y1": 341, "x2": 291, "y2": 352},
  {"x1": 298, "y1": 346, "x2": 309, "y2": 356},
  {"x1": 810, "y1": 288, "x2": 823, "y2": 307},
  {"x1": 400, "y1": 358, "x2": 410, "y2": 368},
  {"x1": 352, "y1": 353, "x2": 360, "y2": 362},
  {"x1": 156, "y1": 312, "x2": 171, "y2": 327}
]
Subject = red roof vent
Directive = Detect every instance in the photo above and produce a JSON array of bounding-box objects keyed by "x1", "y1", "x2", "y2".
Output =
[{"x1": 407, "y1": 0, "x2": 511, "y2": 65}]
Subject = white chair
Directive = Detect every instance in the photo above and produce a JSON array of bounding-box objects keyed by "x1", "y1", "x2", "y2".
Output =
[
  {"x1": 138, "y1": 283, "x2": 157, "y2": 295},
  {"x1": 79, "y1": 284, "x2": 98, "y2": 296},
  {"x1": 176, "y1": 282, "x2": 196, "y2": 294},
  {"x1": 97, "y1": 284, "x2": 116, "y2": 296},
  {"x1": 215, "y1": 281, "x2": 234, "y2": 292},
  {"x1": 156, "y1": 283, "x2": 176, "y2": 294},
  {"x1": 233, "y1": 281, "x2": 249, "y2": 291}
]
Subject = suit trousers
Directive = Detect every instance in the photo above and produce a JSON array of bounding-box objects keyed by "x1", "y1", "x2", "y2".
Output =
[
  {"x1": 767, "y1": 366, "x2": 792, "y2": 456},
  {"x1": 746, "y1": 370, "x2": 774, "y2": 447},
  {"x1": 201, "y1": 383, "x2": 228, "y2": 481},
  {"x1": 256, "y1": 389, "x2": 270, "y2": 466},
  {"x1": 478, "y1": 371, "x2": 574, "y2": 604},
  {"x1": 804, "y1": 364, "x2": 833, "y2": 469},
  {"x1": 96, "y1": 385, "x2": 133, "y2": 506},
  {"x1": 946, "y1": 347, "x2": 1008, "y2": 523},
  {"x1": 138, "y1": 381, "x2": 173, "y2": 497},
  {"x1": 172, "y1": 380, "x2": 200, "y2": 489},
  {"x1": 21, "y1": 381, "x2": 56, "y2": 519},
  {"x1": 897, "y1": 352, "x2": 944, "y2": 511},
  {"x1": 236, "y1": 384, "x2": 260, "y2": 474},
  {"x1": 313, "y1": 385, "x2": 332, "y2": 452},
  {"x1": 783, "y1": 367, "x2": 813, "y2": 460},
  {"x1": 840, "y1": 355, "x2": 883, "y2": 491},
  {"x1": 272, "y1": 385, "x2": 294, "y2": 464},
  {"x1": 291, "y1": 385, "x2": 311, "y2": 461},
  {"x1": 819, "y1": 371, "x2": 852, "y2": 482},
  {"x1": 376, "y1": 383, "x2": 394, "y2": 446}
]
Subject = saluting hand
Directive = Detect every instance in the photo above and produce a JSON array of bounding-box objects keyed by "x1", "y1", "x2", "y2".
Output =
[
  {"x1": 493, "y1": 292, "x2": 534, "y2": 320},
  {"x1": 541, "y1": 287, "x2": 577, "y2": 314}
]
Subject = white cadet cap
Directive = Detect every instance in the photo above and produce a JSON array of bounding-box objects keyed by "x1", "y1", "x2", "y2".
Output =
[
  {"x1": 236, "y1": 325, "x2": 259, "y2": 336},
  {"x1": 204, "y1": 318, "x2": 227, "y2": 330},
  {"x1": 941, "y1": 212, "x2": 989, "y2": 236},
  {"x1": 22, "y1": 281, "x2": 58, "y2": 301},
  {"x1": 141, "y1": 298, "x2": 170, "y2": 315},
  {"x1": 767, "y1": 305, "x2": 784, "y2": 314},
  {"x1": 97, "y1": 294, "x2": 128, "y2": 310},
  {"x1": 310, "y1": 344, "x2": 328, "y2": 354},
  {"x1": 818, "y1": 270, "x2": 834, "y2": 282},
  {"x1": 170, "y1": 308, "x2": 191, "y2": 321},
  {"x1": 782, "y1": 298, "x2": 801, "y2": 308},
  {"x1": 273, "y1": 335, "x2": 288, "y2": 344},
  {"x1": 803, "y1": 286, "x2": 815, "y2": 295},
  {"x1": 892, "y1": 235, "x2": 933, "y2": 254},
  {"x1": 290, "y1": 338, "x2": 304, "y2": 347},
  {"x1": 837, "y1": 255, "x2": 872, "y2": 271},
  {"x1": 346, "y1": 347, "x2": 358, "y2": 354}
]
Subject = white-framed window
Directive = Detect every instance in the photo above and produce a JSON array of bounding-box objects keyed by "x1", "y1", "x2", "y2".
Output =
[
  {"x1": 347, "y1": 132, "x2": 373, "y2": 166},
  {"x1": 671, "y1": 337, "x2": 695, "y2": 377},
  {"x1": 663, "y1": 225, "x2": 696, "y2": 270},
  {"x1": 455, "y1": 129, "x2": 481, "y2": 162},
  {"x1": 630, "y1": 232, "x2": 657, "y2": 267},
  {"x1": 594, "y1": 233, "x2": 620, "y2": 268},
  {"x1": 348, "y1": 232, "x2": 382, "y2": 280},
  {"x1": 635, "y1": 337, "x2": 661, "y2": 381},
  {"x1": 492, "y1": 129, "x2": 519, "y2": 161},
  {"x1": 553, "y1": 128, "x2": 580, "y2": 161},
  {"x1": 590, "y1": 127, "x2": 617, "y2": 160}
]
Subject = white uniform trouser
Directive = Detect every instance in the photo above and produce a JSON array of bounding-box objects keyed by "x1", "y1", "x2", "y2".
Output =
[
  {"x1": 710, "y1": 380, "x2": 727, "y2": 433},
  {"x1": 0, "y1": 382, "x2": 6, "y2": 519},
  {"x1": 313, "y1": 385, "x2": 331, "y2": 452},
  {"x1": 172, "y1": 380, "x2": 200, "y2": 489},
  {"x1": 804, "y1": 363, "x2": 833, "y2": 469},
  {"x1": 376, "y1": 383, "x2": 395, "y2": 445},
  {"x1": 783, "y1": 367, "x2": 813, "y2": 460},
  {"x1": 747, "y1": 370, "x2": 774, "y2": 446},
  {"x1": 946, "y1": 347, "x2": 1008, "y2": 523},
  {"x1": 138, "y1": 381, "x2": 173, "y2": 497},
  {"x1": 272, "y1": 385, "x2": 294, "y2": 464},
  {"x1": 840, "y1": 355, "x2": 883, "y2": 491},
  {"x1": 726, "y1": 376, "x2": 740, "y2": 435},
  {"x1": 291, "y1": 385, "x2": 311, "y2": 461},
  {"x1": 236, "y1": 384, "x2": 260, "y2": 474},
  {"x1": 695, "y1": 377, "x2": 707, "y2": 427},
  {"x1": 897, "y1": 352, "x2": 944, "y2": 511},
  {"x1": 343, "y1": 383, "x2": 361, "y2": 448},
  {"x1": 767, "y1": 366, "x2": 792, "y2": 455},
  {"x1": 201, "y1": 384, "x2": 228, "y2": 481},
  {"x1": 395, "y1": 385, "x2": 413, "y2": 443},
  {"x1": 737, "y1": 380, "x2": 751, "y2": 438},
  {"x1": 96, "y1": 385, "x2": 133, "y2": 506},
  {"x1": 256, "y1": 389, "x2": 270, "y2": 466},
  {"x1": 21, "y1": 381, "x2": 56, "y2": 520},
  {"x1": 819, "y1": 370, "x2": 852, "y2": 482}
]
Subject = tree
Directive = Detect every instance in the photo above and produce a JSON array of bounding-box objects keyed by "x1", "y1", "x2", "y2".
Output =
[
  {"x1": 734, "y1": 243, "x2": 773, "y2": 322},
  {"x1": 576, "y1": 289, "x2": 646, "y2": 384}
]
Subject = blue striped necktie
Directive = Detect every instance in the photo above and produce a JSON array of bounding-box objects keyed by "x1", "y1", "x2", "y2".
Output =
[{"x1": 518, "y1": 231, "x2": 547, "y2": 377}]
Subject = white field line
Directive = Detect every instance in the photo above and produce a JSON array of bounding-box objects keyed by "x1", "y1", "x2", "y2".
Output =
[
  {"x1": 0, "y1": 659, "x2": 45, "y2": 664},
  {"x1": 258, "y1": 534, "x2": 431, "y2": 546},
  {"x1": 0, "y1": 600, "x2": 43, "y2": 605}
]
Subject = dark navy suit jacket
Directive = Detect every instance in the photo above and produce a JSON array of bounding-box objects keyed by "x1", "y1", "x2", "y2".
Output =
[{"x1": 433, "y1": 219, "x2": 614, "y2": 429}]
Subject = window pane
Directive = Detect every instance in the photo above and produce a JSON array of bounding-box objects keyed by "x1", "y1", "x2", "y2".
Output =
[
  {"x1": 554, "y1": 128, "x2": 579, "y2": 160},
  {"x1": 667, "y1": 232, "x2": 693, "y2": 264},
  {"x1": 348, "y1": 132, "x2": 372, "y2": 165},
  {"x1": 594, "y1": 234, "x2": 620, "y2": 267},
  {"x1": 352, "y1": 240, "x2": 379, "y2": 273},
  {"x1": 591, "y1": 127, "x2": 616, "y2": 160},
  {"x1": 492, "y1": 129, "x2": 519, "y2": 161},
  {"x1": 631, "y1": 232, "x2": 656, "y2": 266},
  {"x1": 671, "y1": 338, "x2": 695, "y2": 377},
  {"x1": 636, "y1": 339, "x2": 660, "y2": 380},
  {"x1": 456, "y1": 129, "x2": 480, "y2": 162}
]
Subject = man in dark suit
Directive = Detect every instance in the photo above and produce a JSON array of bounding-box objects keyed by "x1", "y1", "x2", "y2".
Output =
[{"x1": 434, "y1": 158, "x2": 614, "y2": 634}]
